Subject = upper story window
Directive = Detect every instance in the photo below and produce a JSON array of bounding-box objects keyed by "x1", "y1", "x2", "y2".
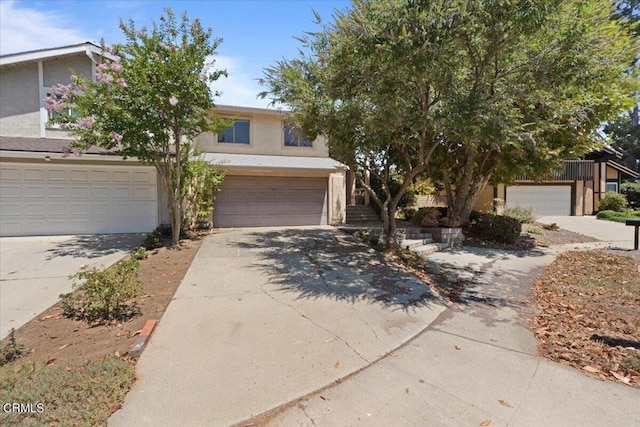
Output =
[
  {"x1": 284, "y1": 125, "x2": 313, "y2": 148},
  {"x1": 45, "y1": 91, "x2": 79, "y2": 128},
  {"x1": 218, "y1": 119, "x2": 250, "y2": 144}
]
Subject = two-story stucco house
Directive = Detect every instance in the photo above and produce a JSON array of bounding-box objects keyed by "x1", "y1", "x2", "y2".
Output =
[{"x1": 0, "y1": 42, "x2": 347, "y2": 237}]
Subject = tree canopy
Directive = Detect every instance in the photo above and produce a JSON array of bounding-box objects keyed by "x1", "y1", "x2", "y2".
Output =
[
  {"x1": 47, "y1": 8, "x2": 227, "y2": 245},
  {"x1": 262, "y1": 0, "x2": 639, "y2": 238}
]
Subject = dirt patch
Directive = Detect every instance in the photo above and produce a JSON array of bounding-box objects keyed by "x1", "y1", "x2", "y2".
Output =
[
  {"x1": 533, "y1": 250, "x2": 640, "y2": 388},
  {"x1": 523, "y1": 222, "x2": 598, "y2": 247},
  {"x1": 0, "y1": 233, "x2": 205, "y2": 367}
]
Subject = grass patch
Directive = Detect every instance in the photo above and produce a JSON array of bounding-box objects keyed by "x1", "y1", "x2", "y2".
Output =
[
  {"x1": 533, "y1": 250, "x2": 640, "y2": 387},
  {"x1": 526, "y1": 226, "x2": 545, "y2": 235},
  {"x1": 0, "y1": 357, "x2": 135, "y2": 426},
  {"x1": 596, "y1": 209, "x2": 640, "y2": 223}
]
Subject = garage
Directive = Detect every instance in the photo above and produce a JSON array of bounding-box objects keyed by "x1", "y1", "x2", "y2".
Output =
[
  {"x1": 0, "y1": 162, "x2": 158, "y2": 236},
  {"x1": 506, "y1": 185, "x2": 572, "y2": 216},
  {"x1": 214, "y1": 176, "x2": 328, "y2": 227}
]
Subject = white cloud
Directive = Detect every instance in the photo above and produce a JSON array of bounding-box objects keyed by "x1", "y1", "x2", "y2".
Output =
[
  {"x1": 0, "y1": 0, "x2": 90, "y2": 55},
  {"x1": 209, "y1": 55, "x2": 273, "y2": 109}
]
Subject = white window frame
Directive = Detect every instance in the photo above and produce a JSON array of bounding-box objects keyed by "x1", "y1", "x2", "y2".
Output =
[{"x1": 605, "y1": 182, "x2": 619, "y2": 193}]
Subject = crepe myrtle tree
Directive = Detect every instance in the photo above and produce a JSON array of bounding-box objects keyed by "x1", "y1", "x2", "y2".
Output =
[{"x1": 45, "y1": 8, "x2": 228, "y2": 246}]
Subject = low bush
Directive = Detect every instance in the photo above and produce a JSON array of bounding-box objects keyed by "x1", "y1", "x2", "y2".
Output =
[
  {"x1": 621, "y1": 182, "x2": 640, "y2": 209},
  {"x1": 598, "y1": 192, "x2": 628, "y2": 212},
  {"x1": 408, "y1": 207, "x2": 442, "y2": 227},
  {"x1": 526, "y1": 226, "x2": 545, "y2": 235},
  {"x1": 131, "y1": 246, "x2": 148, "y2": 260},
  {"x1": 61, "y1": 257, "x2": 143, "y2": 322},
  {"x1": 596, "y1": 209, "x2": 637, "y2": 223},
  {"x1": 142, "y1": 223, "x2": 173, "y2": 249},
  {"x1": 0, "y1": 329, "x2": 23, "y2": 366},
  {"x1": 468, "y1": 213, "x2": 522, "y2": 244},
  {"x1": 503, "y1": 206, "x2": 536, "y2": 224}
]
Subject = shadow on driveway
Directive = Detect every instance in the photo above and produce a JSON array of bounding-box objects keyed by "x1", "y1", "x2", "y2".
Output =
[
  {"x1": 232, "y1": 228, "x2": 441, "y2": 311},
  {"x1": 45, "y1": 234, "x2": 144, "y2": 260}
]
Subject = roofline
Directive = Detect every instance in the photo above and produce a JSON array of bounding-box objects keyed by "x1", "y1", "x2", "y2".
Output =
[
  {"x1": 606, "y1": 160, "x2": 640, "y2": 179},
  {"x1": 0, "y1": 150, "x2": 140, "y2": 162},
  {"x1": 0, "y1": 42, "x2": 117, "y2": 66},
  {"x1": 214, "y1": 104, "x2": 288, "y2": 116}
]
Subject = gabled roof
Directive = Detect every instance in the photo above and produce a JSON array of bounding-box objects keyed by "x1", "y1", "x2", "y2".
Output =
[
  {"x1": 607, "y1": 160, "x2": 640, "y2": 179},
  {"x1": 0, "y1": 42, "x2": 117, "y2": 66}
]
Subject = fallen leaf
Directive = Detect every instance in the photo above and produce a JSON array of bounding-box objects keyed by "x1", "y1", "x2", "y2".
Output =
[
  {"x1": 418, "y1": 379, "x2": 425, "y2": 383},
  {"x1": 58, "y1": 344, "x2": 70, "y2": 350},
  {"x1": 109, "y1": 403, "x2": 122, "y2": 414},
  {"x1": 335, "y1": 361, "x2": 340, "y2": 369},
  {"x1": 39, "y1": 315, "x2": 53, "y2": 321},
  {"x1": 405, "y1": 387, "x2": 410, "y2": 394},
  {"x1": 498, "y1": 399, "x2": 512, "y2": 408},
  {"x1": 610, "y1": 371, "x2": 631, "y2": 384},
  {"x1": 480, "y1": 421, "x2": 492, "y2": 427},
  {"x1": 132, "y1": 330, "x2": 142, "y2": 337},
  {"x1": 455, "y1": 345, "x2": 461, "y2": 350},
  {"x1": 582, "y1": 366, "x2": 600, "y2": 373},
  {"x1": 46, "y1": 358, "x2": 56, "y2": 365},
  {"x1": 320, "y1": 395, "x2": 329, "y2": 401},
  {"x1": 114, "y1": 351, "x2": 120, "y2": 358}
]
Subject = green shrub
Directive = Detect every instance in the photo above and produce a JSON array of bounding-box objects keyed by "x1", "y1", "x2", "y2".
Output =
[
  {"x1": 596, "y1": 209, "x2": 632, "y2": 223},
  {"x1": 0, "y1": 329, "x2": 23, "y2": 366},
  {"x1": 503, "y1": 206, "x2": 536, "y2": 224},
  {"x1": 468, "y1": 213, "x2": 522, "y2": 244},
  {"x1": 598, "y1": 192, "x2": 627, "y2": 212},
  {"x1": 61, "y1": 257, "x2": 143, "y2": 322},
  {"x1": 131, "y1": 246, "x2": 148, "y2": 260},
  {"x1": 142, "y1": 223, "x2": 172, "y2": 249},
  {"x1": 409, "y1": 207, "x2": 442, "y2": 226},
  {"x1": 621, "y1": 182, "x2": 640, "y2": 209}
]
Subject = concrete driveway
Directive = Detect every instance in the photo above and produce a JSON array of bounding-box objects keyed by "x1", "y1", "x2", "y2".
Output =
[
  {"x1": 0, "y1": 234, "x2": 143, "y2": 339},
  {"x1": 538, "y1": 215, "x2": 635, "y2": 249},
  {"x1": 110, "y1": 227, "x2": 446, "y2": 427}
]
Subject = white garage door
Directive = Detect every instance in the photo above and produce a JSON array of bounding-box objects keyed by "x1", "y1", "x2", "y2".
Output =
[
  {"x1": 214, "y1": 176, "x2": 328, "y2": 227},
  {"x1": 506, "y1": 185, "x2": 571, "y2": 216},
  {"x1": 0, "y1": 162, "x2": 158, "y2": 236}
]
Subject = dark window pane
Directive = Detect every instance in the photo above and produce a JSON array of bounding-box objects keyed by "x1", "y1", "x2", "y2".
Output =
[
  {"x1": 234, "y1": 120, "x2": 250, "y2": 144},
  {"x1": 300, "y1": 138, "x2": 313, "y2": 147},
  {"x1": 284, "y1": 126, "x2": 297, "y2": 146},
  {"x1": 218, "y1": 126, "x2": 233, "y2": 142}
]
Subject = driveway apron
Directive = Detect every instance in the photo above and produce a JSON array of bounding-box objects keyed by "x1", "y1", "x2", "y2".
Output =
[
  {"x1": 0, "y1": 234, "x2": 142, "y2": 339},
  {"x1": 109, "y1": 227, "x2": 446, "y2": 426}
]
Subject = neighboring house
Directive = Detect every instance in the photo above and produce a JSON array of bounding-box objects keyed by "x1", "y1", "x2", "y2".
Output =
[
  {"x1": 0, "y1": 43, "x2": 347, "y2": 237},
  {"x1": 474, "y1": 146, "x2": 639, "y2": 216}
]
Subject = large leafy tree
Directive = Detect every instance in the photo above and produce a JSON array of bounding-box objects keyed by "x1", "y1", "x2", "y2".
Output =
[
  {"x1": 262, "y1": 0, "x2": 639, "y2": 240},
  {"x1": 605, "y1": 0, "x2": 640, "y2": 172},
  {"x1": 430, "y1": 0, "x2": 639, "y2": 225},
  {"x1": 47, "y1": 9, "x2": 227, "y2": 245}
]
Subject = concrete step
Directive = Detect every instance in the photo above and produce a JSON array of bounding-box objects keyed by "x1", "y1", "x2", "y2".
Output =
[
  {"x1": 401, "y1": 232, "x2": 433, "y2": 240},
  {"x1": 410, "y1": 242, "x2": 450, "y2": 256},
  {"x1": 401, "y1": 238, "x2": 434, "y2": 250}
]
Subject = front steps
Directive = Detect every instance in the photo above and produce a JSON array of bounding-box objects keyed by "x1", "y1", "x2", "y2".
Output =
[{"x1": 346, "y1": 205, "x2": 380, "y2": 222}]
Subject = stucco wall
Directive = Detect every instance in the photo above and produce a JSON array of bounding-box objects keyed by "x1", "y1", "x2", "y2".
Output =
[
  {"x1": 0, "y1": 63, "x2": 40, "y2": 137},
  {"x1": 474, "y1": 184, "x2": 494, "y2": 212},
  {"x1": 43, "y1": 54, "x2": 92, "y2": 87},
  {"x1": 328, "y1": 171, "x2": 346, "y2": 225},
  {"x1": 195, "y1": 111, "x2": 330, "y2": 158}
]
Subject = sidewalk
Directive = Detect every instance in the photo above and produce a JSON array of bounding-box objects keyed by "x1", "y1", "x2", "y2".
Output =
[
  {"x1": 271, "y1": 246, "x2": 640, "y2": 426},
  {"x1": 537, "y1": 215, "x2": 635, "y2": 249}
]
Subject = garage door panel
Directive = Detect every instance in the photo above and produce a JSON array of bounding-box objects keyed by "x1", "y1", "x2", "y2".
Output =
[
  {"x1": 506, "y1": 185, "x2": 571, "y2": 216},
  {"x1": 0, "y1": 163, "x2": 158, "y2": 236},
  {"x1": 215, "y1": 176, "x2": 328, "y2": 227}
]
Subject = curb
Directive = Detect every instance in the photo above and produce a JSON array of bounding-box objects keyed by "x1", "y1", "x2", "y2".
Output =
[{"x1": 128, "y1": 319, "x2": 157, "y2": 358}]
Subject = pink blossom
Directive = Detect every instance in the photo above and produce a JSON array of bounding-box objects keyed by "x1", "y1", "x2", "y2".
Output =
[
  {"x1": 111, "y1": 62, "x2": 123, "y2": 73},
  {"x1": 44, "y1": 96, "x2": 64, "y2": 111},
  {"x1": 97, "y1": 63, "x2": 109, "y2": 71},
  {"x1": 75, "y1": 116, "x2": 96, "y2": 129},
  {"x1": 169, "y1": 96, "x2": 179, "y2": 106},
  {"x1": 97, "y1": 71, "x2": 114, "y2": 84},
  {"x1": 117, "y1": 78, "x2": 127, "y2": 88},
  {"x1": 110, "y1": 131, "x2": 123, "y2": 143}
]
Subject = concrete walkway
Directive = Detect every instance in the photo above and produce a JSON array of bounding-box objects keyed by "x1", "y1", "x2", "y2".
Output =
[
  {"x1": 109, "y1": 227, "x2": 446, "y2": 426},
  {"x1": 272, "y1": 245, "x2": 640, "y2": 426},
  {"x1": 538, "y1": 215, "x2": 635, "y2": 249},
  {"x1": 0, "y1": 234, "x2": 142, "y2": 339}
]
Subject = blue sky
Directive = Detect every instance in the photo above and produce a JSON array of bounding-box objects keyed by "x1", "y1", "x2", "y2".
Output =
[{"x1": 0, "y1": 0, "x2": 351, "y2": 107}]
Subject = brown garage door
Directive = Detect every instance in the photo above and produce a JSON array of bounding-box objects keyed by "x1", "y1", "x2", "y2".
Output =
[{"x1": 214, "y1": 176, "x2": 328, "y2": 227}]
